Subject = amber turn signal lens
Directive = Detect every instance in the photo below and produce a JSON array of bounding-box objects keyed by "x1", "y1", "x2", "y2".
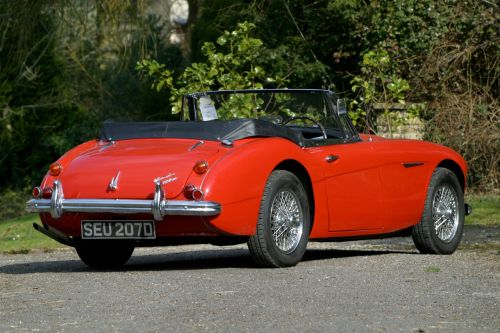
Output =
[
  {"x1": 32, "y1": 187, "x2": 42, "y2": 199},
  {"x1": 49, "y1": 162, "x2": 63, "y2": 176},
  {"x1": 42, "y1": 187, "x2": 53, "y2": 199},
  {"x1": 193, "y1": 160, "x2": 209, "y2": 174}
]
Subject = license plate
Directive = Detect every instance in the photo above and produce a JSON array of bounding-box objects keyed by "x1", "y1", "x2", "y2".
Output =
[{"x1": 81, "y1": 220, "x2": 156, "y2": 239}]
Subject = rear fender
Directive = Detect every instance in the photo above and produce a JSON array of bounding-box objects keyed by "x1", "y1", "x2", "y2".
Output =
[
  {"x1": 200, "y1": 138, "x2": 321, "y2": 235},
  {"x1": 40, "y1": 140, "x2": 99, "y2": 188}
]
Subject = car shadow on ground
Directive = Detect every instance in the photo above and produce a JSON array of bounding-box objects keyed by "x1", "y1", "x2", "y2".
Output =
[{"x1": 0, "y1": 247, "x2": 416, "y2": 275}]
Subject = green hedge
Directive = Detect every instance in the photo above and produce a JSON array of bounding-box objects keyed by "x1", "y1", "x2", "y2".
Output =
[{"x1": 0, "y1": 189, "x2": 30, "y2": 221}]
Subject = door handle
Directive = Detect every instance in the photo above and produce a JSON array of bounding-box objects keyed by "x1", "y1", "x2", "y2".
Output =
[{"x1": 325, "y1": 155, "x2": 339, "y2": 163}]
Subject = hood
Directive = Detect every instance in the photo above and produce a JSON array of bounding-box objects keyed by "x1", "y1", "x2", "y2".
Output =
[{"x1": 57, "y1": 138, "x2": 220, "y2": 199}]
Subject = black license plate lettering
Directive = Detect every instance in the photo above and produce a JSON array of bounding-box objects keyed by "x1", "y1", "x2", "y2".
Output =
[{"x1": 81, "y1": 221, "x2": 156, "y2": 239}]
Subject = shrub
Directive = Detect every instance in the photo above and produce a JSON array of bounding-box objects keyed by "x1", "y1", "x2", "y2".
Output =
[{"x1": 0, "y1": 189, "x2": 30, "y2": 221}]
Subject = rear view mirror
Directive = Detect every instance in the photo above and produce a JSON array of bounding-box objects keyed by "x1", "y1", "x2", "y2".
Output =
[{"x1": 337, "y1": 98, "x2": 347, "y2": 115}]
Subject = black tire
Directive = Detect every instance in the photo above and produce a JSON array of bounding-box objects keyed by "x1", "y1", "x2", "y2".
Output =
[
  {"x1": 412, "y1": 167, "x2": 465, "y2": 254},
  {"x1": 76, "y1": 241, "x2": 135, "y2": 268},
  {"x1": 248, "y1": 170, "x2": 310, "y2": 267}
]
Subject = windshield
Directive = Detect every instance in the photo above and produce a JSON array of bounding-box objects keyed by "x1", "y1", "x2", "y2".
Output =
[{"x1": 184, "y1": 90, "x2": 341, "y2": 132}]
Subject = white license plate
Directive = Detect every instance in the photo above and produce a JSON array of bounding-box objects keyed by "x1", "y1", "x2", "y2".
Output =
[{"x1": 81, "y1": 220, "x2": 156, "y2": 239}]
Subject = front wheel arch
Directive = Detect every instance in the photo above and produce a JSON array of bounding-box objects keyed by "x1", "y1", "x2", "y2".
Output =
[{"x1": 437, "y1": 159, "x2": 466, "y2": 193}]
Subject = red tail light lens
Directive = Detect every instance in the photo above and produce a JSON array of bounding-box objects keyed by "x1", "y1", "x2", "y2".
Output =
[
  {"x1": 42, "y1": 187, "x2": 53, "y2": 199},
  {"x1": 32, "y1": 187, "x2": 42, "y2": 199},
  {"x1": 183, "y1": 184, "x2": 204, "y2": 201},
  {"x1": 193, "y1": 160, "x2": 209, "y2": 174},
  {"x1": 49, "y1": 163, "x2": 63, "y2": 176},
  {"x1": 192, "y1": 188, "x2": 204, "y2": 201},
  {"x1": 184, "y1": 184, "x2": 195, "y2": 199}
]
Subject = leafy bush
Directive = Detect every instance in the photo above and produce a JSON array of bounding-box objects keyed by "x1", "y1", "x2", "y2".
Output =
[
  {"x1": 348, "y1": 49, "x2": 416, "y2": 133},
  {"x1": 0, "y1": 189, "x2": 30, "y2": 221},
  {"x1": 416, "y1": 2, "x2": 499, "y2": 191},
  {"x1": 0, "y1": 1, "x2": 181, "y2": 197},
  {"x1": 137, "y1": 22, "x2": 324, "y2": 117},
  {"x1": 425, "y1": 96, "x2": 499, "y2": 192}
]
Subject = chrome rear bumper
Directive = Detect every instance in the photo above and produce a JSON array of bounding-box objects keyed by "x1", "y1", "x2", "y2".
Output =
[{"x1": 26, "y1": 180, "x2": 221, "y2": 221}]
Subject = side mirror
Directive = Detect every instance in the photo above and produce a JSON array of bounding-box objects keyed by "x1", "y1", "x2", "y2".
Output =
[{"x1": 337, "y1": 98, "x2": 347, "y2": 115}]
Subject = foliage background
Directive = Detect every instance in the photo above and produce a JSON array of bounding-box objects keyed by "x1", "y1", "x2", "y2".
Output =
[{"x1": 0, "y1": 0, "x2": 498, "y2": 220}]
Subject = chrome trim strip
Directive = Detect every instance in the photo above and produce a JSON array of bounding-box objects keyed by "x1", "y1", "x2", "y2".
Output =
[
  {"x1": 26, "y1": 181, "x2": 221, "y2": 221},
  {"x1": 188, "y1": 140, "x2": 205, "y2": 151},
  {"x1": 403, "y1": 162, "x2": 424, "y2": 168},
  {"x1": 98, "y1": 140, "x2": 116, "y2": 152}
]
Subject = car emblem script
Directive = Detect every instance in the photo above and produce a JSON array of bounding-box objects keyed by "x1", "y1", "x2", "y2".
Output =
[
  {"x1": 108, "y1": 171, "x2": 121, "y2": 191},
  {"x1": 154, "y1": 172, "x2": 178, "y2": 185}
]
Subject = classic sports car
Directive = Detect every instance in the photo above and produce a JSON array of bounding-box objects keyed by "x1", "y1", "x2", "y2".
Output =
[{"x1": 27, "y1": 89, "x2": 471, "y2": 268}]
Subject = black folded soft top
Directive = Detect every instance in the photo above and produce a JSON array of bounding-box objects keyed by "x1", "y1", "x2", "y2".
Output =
[{"x1": 100, "y1": 119, "x2": 305, "y2": 146}]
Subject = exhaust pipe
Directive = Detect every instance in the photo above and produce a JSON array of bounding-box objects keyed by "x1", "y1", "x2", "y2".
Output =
[{"x1": 33, "y1": 223, "x2": 76, "y2": 247}]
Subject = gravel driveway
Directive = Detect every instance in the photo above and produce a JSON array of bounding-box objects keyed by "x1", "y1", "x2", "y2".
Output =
[{"x1": 0, "y1": 226, "x2": 499, "y2": 333}]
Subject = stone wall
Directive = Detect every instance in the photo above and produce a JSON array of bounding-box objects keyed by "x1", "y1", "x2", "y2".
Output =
[{"x1": 374, "y1": 103, "x2": 424, "y2": 140}]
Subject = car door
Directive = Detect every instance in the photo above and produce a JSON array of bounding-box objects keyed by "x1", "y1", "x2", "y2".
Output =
[
  {"x1": 372, "y1": 139, "x2": 433, "y2": 230},
  {"x1": 308, "y1": 141, "x2": 386, "y2": 232}
]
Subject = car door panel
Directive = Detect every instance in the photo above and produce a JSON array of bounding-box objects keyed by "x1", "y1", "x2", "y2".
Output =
[
  {"x1": 374, "y1": 141, "x2": 434, "y2": 231},
  {"x1": 308, "y1": 142, "x2": 386, "y2": 232}
]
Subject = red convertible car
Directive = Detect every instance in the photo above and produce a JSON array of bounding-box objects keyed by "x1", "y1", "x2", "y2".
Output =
[{"x1": 27, "y1": 89, "x2": 471, "y2": 268}]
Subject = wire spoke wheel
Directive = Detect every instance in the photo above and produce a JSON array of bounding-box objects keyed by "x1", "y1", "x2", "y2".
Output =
[
  {"x1": 247, "y1": 170, "x2": 310, "y2": 267},
  {"x1": 412, "y1": 167, "x2": 465, "y2": 254},
  {"x1": 270, "y1": 190, "x2": 303, "y2": 253},
  {"x1": 432, "y1": 185, "x2": 459, "y2": 242}
]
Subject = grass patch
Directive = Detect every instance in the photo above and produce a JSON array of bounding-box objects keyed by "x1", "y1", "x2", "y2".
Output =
[
  {"x1": 424, "y1": 266, "x2": 441, "y2": 273},
  {"x1": 0, "y1": 214, "x2": 64, "y2": 254},
  {"x1": 459, "y1": 242, "x2": 500, "y2": 252},
  {"x1": 465, "y1": 194, "x2": 500, "y2": 226}
]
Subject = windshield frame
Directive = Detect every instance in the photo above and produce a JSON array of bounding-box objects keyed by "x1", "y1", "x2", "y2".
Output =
[{"x1": 182, "y1": 89, "x2": 360, "y2": 145}]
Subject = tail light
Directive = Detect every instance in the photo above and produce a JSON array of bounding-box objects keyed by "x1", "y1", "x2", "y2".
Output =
[
  {"x1": 49, "y1": 162, "x2": 63, "y2": 176},
  {"x1": 192, "y1": 188, "x2": 204, "y2": 201},
  {"x1": 183, "y1": 184, "x2": 204, "y2": 201},
  {"x1": 42, "y1": 187, "x2": 53, "y2": 199},
  {"x1": 32, "y1": 187, "x2": 42, "y2": 199}
]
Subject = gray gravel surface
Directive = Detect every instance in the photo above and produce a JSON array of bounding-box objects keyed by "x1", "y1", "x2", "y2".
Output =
[{"x1": 0, "y1": 226, "x2": 499, "y2": 333}]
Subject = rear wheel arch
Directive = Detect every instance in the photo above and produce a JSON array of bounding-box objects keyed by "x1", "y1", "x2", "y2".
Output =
[
  {"x1": 437, "y1": 159, "x2": 466, "y2": 193},
  {"x1": 274, "y1": 159, "x2": 315, "y2": 233}
]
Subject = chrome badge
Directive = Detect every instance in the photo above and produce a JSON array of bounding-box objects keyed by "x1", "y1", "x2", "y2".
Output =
[
  {"x1": 154, "y1": 172, "x2": 178, "y2": 185},
  {"x1": 108, "y1": 171, "x2": 121, "y2": 191}
]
